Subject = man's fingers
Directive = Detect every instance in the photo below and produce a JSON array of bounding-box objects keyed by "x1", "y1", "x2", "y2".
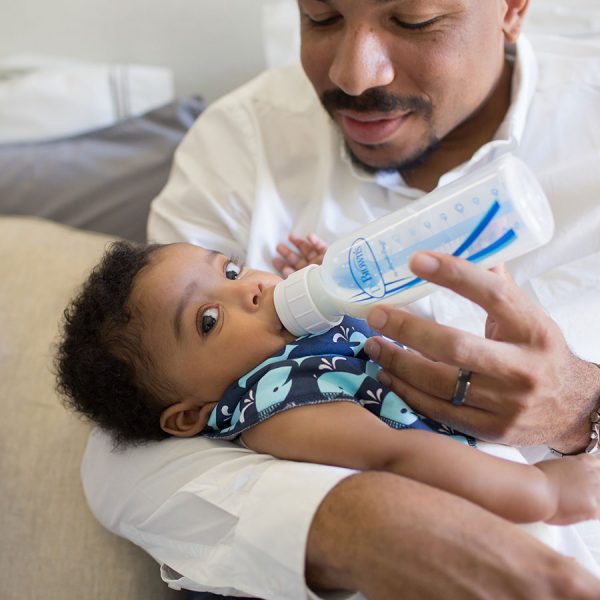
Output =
[
  {"x1": 409, "y1": 252, "x2": 539, "y2": 340},
  {"x1": 373, "y1": 364, "x2": 493, "y2": 439},
  {"x1": 364, "y1": 336, "x2": 506, "y2": 412},
  {"x1": 363, "y1": 337, "x2": 508, "y2": 439},
  {"x1": 366, "y1": 305, "x2": 517, "y2": 374},
  {"x1": 365, "y1": 337, "x2": 457, "y2": 401}
]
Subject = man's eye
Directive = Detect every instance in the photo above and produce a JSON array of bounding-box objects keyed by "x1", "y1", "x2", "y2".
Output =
[
  {"x1": 224, "y1": 259, "x2": 242, "y2": 280},
  {"x1": 393, "y1": 17, "x2": 440, "y2": 31},
  {"x1": 198, "y1": 307, "x2": 219, "y2": 335},
  {"x1": 303, "y1": 14, "x2": 341, "y2": 28}
]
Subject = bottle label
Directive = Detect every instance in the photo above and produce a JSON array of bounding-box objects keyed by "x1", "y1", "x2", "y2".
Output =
[
  {"x1": 348, "y1": 238, "x2": 386, "y2": 299},
  {"x1": 347, "y1": 199, "x2": 518, "y2": 302}
]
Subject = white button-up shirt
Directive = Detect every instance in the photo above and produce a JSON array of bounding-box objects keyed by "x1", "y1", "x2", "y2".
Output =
[{"x1": 83, "y1": 34, "x2": 600, "y2": 599}]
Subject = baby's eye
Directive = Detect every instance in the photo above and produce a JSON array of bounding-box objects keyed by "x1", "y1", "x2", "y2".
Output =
[
  {"x1": 224, "y1": 259, "x2": 242, "y2": 280},
  {"x1": 198, "y1": 307, "x2": 219, "y2": 335}
]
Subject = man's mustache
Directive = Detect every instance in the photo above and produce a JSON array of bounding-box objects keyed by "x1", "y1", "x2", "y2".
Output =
[{"x1": 321, "y1": 88, "x2": 432, "y2": 118}]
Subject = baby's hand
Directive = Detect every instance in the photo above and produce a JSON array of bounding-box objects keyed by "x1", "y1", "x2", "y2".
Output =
[
  {"x1": 272, "y1": 233, "x2": 328, "y2": 278},
  {"x1": 537, "y1": 454, "x2": 600, "y2": 525}
]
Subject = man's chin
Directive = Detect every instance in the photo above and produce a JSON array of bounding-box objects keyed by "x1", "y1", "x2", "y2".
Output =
[
  {"x1": 347, "y1": 148, "x2": 401, "y2": 175},
  {"x1": 346, "y1": 139, "x2": 440, "y2": 176}
]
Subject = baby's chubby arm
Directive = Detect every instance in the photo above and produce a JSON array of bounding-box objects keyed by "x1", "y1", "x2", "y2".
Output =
[
  {"x1": 241, "y1": 401, "x2": 600, "y2": 524},
  {"x1": 535, "y1": 455, "x2": 600, "y2": 525}
]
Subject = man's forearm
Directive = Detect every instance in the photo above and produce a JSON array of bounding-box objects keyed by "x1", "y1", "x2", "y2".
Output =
[
  {"x1": 306, "y1": 471, "x2": 600, "y2": 600},
  {"x1": 549, "y1": 358, "x2": 600, "y2": 454}
]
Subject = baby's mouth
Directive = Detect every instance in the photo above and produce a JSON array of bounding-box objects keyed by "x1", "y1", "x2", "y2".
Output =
[
  {"x1": 277, "y1": 314, "x2": 295, "y2": 340},
  {"x1": 265, "y1": 284, "x2": 292, "y2": 336},
  {"x1": 278, "y1": 317, "x2": 291, "y2": 336}
]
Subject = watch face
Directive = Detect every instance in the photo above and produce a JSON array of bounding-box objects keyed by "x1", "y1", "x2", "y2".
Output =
[
  {"x1": 588, "y1": 409, "x2": 600, "y2": 454},
  {"x1": 588, "y1": 365, "x2": 600, "y2": 455},
  {"x1": 586, "y1": 436, "x2": 600, "y2": 454}
]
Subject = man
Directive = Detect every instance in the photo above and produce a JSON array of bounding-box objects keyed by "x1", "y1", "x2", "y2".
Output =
[{"x1": 82, "y1": 1, "x2": 600, "y2": 598}]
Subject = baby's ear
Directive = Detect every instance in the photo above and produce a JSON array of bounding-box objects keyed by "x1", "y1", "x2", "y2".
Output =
[{"x1": 160, "y1": 400, "x2": 211, "y2": 437}]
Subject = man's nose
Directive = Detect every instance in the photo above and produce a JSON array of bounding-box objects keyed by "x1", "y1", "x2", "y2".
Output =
[{"x1": 328, "y1": 26, "x2": 395, "y2": 96}]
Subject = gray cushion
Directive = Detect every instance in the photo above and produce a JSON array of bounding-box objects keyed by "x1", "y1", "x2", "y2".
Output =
[{"x1": 0, "y1": 98, "x2": 204, "y2": 242}]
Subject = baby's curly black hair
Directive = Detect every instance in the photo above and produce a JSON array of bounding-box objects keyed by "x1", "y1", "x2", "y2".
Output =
[{"x1": 56, "y1": 240, "x2": 176, "y2": 446}]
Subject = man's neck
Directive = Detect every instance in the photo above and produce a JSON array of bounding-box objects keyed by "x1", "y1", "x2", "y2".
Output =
[{"x1": 401, "y1": 60, "x2": 514, "y2": 192}]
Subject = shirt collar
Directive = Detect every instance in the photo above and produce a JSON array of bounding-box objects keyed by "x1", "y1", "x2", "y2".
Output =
[{"x1": 340, "y1": 34, "x2": 539, "y2": 191}]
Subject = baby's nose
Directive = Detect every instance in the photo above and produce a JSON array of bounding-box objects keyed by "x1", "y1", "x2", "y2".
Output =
[
  {"x1": 250, "y1": 283, "x2": 263, "y2": 308},
  {"x1": 236, "y1": 280, "x2": 263, "y2": 311}
]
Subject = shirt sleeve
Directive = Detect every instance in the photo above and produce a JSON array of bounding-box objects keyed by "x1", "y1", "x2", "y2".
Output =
[
  {"x1": 81, "y1": 428, "x2": 359, "y2": 599},
  {"x1": 147, "y1": 93, "x2": 258, "y2": 257}
]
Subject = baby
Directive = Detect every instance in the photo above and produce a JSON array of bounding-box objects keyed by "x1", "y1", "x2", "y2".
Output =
[{"x1": 57, "y1": 240, "x2": 600, "y2": 529}]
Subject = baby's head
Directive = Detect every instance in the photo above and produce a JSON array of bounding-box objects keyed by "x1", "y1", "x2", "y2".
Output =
[{"x1": 56, "y1": 241, "x2": 294, "y2": 446}]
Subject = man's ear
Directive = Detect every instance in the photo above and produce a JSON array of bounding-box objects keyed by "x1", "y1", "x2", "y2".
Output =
[
  {"x1": 502, "y1": 0, "x2": 529, "y2": 43},
  {"x1": 160, "y1": 400, "x2": 210, "y2": 437}
]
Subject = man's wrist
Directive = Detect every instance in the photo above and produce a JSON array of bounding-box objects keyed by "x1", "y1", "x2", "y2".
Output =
[{"x1": 550, "y1": 363, "x2": 600, "y2": 456}]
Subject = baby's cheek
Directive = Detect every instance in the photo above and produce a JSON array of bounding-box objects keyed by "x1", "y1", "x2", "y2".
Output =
[{"x1": 253, "y1": 337, "x2": 288, "y2": 365}]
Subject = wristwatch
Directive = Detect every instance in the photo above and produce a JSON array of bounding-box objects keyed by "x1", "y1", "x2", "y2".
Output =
[{"x1": 584, "y1": 405, "x2": 600, "y2": 454}]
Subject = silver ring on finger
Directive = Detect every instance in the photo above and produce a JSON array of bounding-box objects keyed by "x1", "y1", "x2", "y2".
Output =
[{"x1": 451, "y1": 368, "x2": 472, "y2": 406}]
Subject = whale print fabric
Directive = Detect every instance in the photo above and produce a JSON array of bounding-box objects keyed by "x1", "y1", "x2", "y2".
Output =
[{"x1": 204, "y1": 316, "x2": 476, "y2": 448}]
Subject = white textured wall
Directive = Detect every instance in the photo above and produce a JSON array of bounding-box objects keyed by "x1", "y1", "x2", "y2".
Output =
[
  {"x1": 2, "y1": 0, "x2": 597, "y2": 102},
  {"x1": 0, "y1": 0, "x2": 269, "y2": 101}
]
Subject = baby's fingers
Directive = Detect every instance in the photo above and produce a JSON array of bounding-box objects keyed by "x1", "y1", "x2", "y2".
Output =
[
  {"x1": 275, "y1": 242, "x2": 300, "y2": 265},
  {"x1": 289, "y1": 233, "x2": 327, "y2": 262},
  {"x1": 273, "y1": 243, "x2": 306, "y2": 277}
]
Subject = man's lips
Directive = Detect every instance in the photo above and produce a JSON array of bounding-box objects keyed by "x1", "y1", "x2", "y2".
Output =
[{"x1": 338, "y1": 110, "x2": 412, "y2": 146}]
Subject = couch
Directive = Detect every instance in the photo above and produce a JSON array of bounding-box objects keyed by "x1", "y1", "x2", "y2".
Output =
[
  {"x1": 0, "y1": 216, "x2": 182, "y2": 599},
  {"x1": 0, "y1": 97, "x2": 203, "y2": 599}
]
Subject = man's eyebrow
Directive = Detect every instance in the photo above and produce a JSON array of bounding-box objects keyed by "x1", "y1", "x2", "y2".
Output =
[{"x1": 173, "y1": 250, "x2": 221, "y2": 341}]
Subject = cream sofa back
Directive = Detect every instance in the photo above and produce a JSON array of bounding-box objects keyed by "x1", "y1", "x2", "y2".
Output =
[{"x1": 0, "y1": 216, "x2": 179, "y2": 600}]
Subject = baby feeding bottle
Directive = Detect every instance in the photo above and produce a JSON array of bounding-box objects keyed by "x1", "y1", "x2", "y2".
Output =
[{"x1": 274, "y1": 154, "x2": 554, "y2": 336}]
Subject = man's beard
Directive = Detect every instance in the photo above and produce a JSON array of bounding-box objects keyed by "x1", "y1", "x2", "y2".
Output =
[
  {"x1": 320, "y1": 87, "x2": 438, "y2": 175},
  {"x1": 345, "y1": 137, "x2": 440, "y2": 176}
]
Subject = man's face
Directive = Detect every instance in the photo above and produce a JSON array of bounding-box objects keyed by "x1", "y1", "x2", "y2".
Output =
[
  {"x1": 298, "y1": 0, "x2": 517, "y2": 173},
  {"x1": 130, "y1": 244, "x2": 296, "y2": 407}
]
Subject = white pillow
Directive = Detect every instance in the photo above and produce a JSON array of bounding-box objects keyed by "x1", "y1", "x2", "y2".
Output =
[{"x1": 0, "y1": 55, "x2": 174, "y2": 143}]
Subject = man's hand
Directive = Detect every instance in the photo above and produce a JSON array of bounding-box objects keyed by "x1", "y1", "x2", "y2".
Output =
[
  {"x1": 272, "y1": 232, "x2": 327, "y2": 278},
  {"x1": 364, "y1": 251, "x2": 600, "y2": 452},
  {"x1": 307, "y1": 471, "x2": 600, "y2": 599}
]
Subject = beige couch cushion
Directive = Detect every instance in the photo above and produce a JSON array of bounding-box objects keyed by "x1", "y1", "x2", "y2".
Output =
[{"x1": 0, "y1": 216, "x2": 179, "y2": 600}]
